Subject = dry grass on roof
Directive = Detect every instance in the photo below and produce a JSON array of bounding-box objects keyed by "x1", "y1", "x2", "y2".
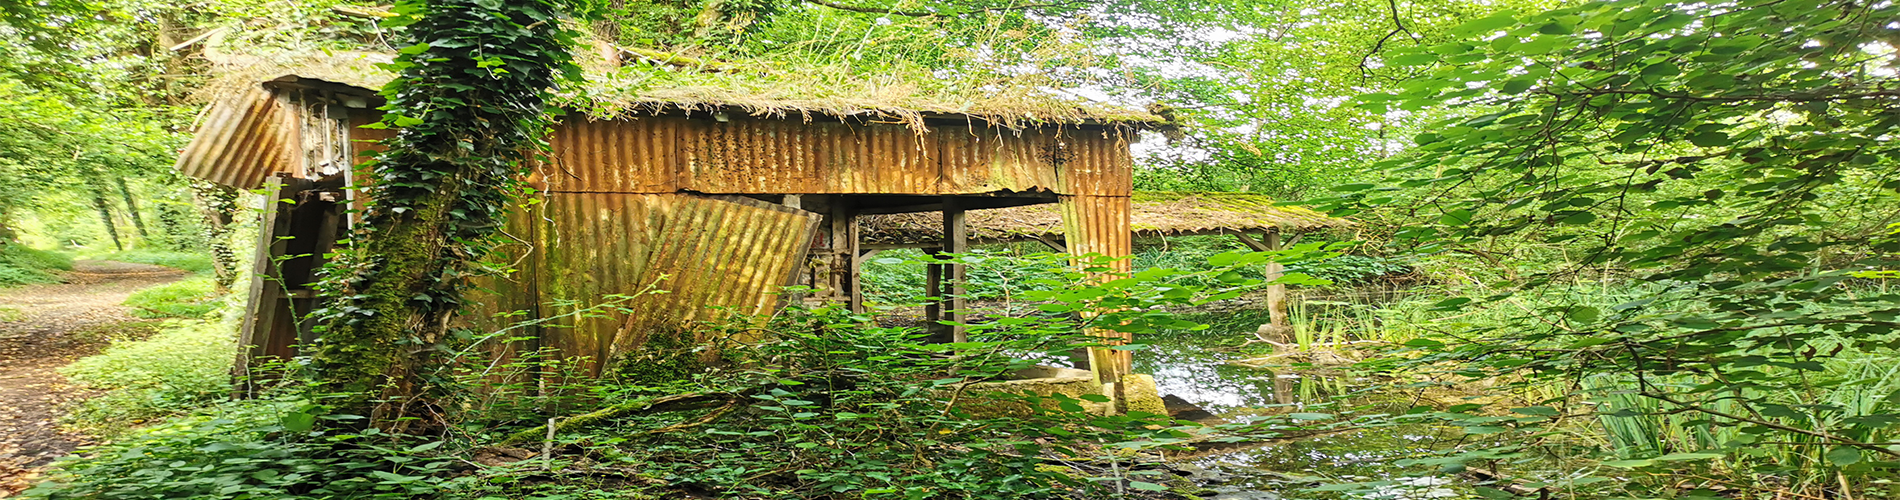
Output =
[
  {"x1": 859, "y1": 192, "x2": 1352, "y2": 245},
  {"x1": 195, "y1": 35, "x2": 1163, "y2": 130}
]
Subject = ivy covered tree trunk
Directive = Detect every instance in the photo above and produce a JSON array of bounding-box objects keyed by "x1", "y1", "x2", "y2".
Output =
[
  {"x1": 307, "y1": 0, "x2": 578, "y2": 424},
  {"x1": 192, "y1": 181, "x2": 241, "y2": 292}
]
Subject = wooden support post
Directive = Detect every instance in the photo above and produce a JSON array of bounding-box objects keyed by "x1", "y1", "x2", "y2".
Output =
[
  {"x1": 923, "y1": 248, "x2": 946, "y2": 343},
  {"x1": 943, "y1": 196, "x2": 969, "y2": 343},
  {"x1": 1238, "y1": 229, "x2": 1291, "y2": 343},
  {"x1": 829, "y1": 199, "x2": 862, "y2": 313}
]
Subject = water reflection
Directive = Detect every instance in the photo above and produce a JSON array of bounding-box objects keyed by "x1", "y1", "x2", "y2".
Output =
[{"x1": 1137, "y1": 326, "x2": 1354, "y2": 414}]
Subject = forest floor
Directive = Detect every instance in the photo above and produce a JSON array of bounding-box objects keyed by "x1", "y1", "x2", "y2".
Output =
[{"x1": 0, "y1": 261, "x2": 186, "y2": 496}]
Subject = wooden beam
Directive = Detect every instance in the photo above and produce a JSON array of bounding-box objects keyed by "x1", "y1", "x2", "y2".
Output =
[
  {"x1": 943, "y1": 196, "x2": 969, "y2": 343},
  {"x1": 1031, "y1": 234, "x2": 1068, "y2": 253},
  {"x1": 1233, "y1": 231, "x2": 1272, "y2": 252},
  {"x1": 855, "y1": 202, "x2": 943, "y2": 216}
]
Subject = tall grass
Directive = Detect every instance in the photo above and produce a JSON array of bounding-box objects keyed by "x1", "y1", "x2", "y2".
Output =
[{"x1": 1582, "y1": 352, "x2": 1900, "y2": 494}]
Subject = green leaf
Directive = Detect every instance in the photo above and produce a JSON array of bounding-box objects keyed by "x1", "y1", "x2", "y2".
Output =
[
  {"x1": 1601, "y1": 459, "x2": 1654, "y2": 468},
  {"x1": 1128, "y1": 481, "x2": 1169, "y2": 491},
  {"x1": 1451, "y1": 11, "x2": 1517, "y2": 36},
  {"x1": 282, "y1": 412, "x2": 317, "y2": 433},
  {"x1": 1654, "y1": 452, "x2": 1722, "y2": 462},
  {"x1": 1828, "y1": 447, "x2": 1862, "y2": 466},
  {"x1": 1440, "y1": 209, "x2": 1474, "y2": 226},
  {"x1": 1289, "y1": 412, "x2": 1334, "y2": 420},
  {"x1": 1567, "y1": 306, "x2": 1600, "y2": 323},
  {"x1": 1688, "y1": 131, "x2": 1730, "y2": 147}
]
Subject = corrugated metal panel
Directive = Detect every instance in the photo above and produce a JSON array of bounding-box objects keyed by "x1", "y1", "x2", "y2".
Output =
[
  {"x1": 681, "y1": 116, "x2": 939, "y2": 194},
  {"x1": 1055, "y1": 129, "x2": 1135, "y2": 197},
  {"x1": 533, "y1": 193, "x2": 820, "y2": 375},
  {"x1": 459, "y1": 204, "x2": 544, "y2": 372},
  {"x1": 542, "y1": 118, "x2": 680, "y2": 193},
  {"x1": 1060, "y1": 194, "x2": 1133, "y2": 274},
  {"x1": 175, "y1": 87, "x2": 292, "y2": 189},
  {"x1": 938, "y1": 127, "x2": 1060, "y2": 195}
]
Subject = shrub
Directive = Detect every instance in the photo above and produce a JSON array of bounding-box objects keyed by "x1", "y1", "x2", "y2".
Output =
[
  {"x1": 121, "y1": 276, "x2": 221, "y2": 319},
  {"x1": 60, "y1": 319, "x2": 236, "y2": 431},
  {"x1": 27, "y1": 395, "x2": 472, "y2": 500}
]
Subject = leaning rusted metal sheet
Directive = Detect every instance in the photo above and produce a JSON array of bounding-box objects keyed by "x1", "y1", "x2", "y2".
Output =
[
  {"x1": 175, "y1": 87, "x2": 293, "y2": 189},
  {"x1": 541, "y1": 118, "x2": 681, "y2": 193},
  {"x1": 937, "y1": 126, "x2": 1061, "y2": 195},
  {"x1": 679, "y1": 116, "x2": 939, "y2": 194},
  {"x1": 1054, "y1": 128, "x2": 1136, "y2": 197},
  {"x1": 532, "y1": 193, "x2": 819, "y2": 375}
]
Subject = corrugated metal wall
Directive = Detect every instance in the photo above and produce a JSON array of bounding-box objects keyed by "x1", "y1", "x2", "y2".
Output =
[
  {"x1": 175, "y1": 87, "x2": 293, "y2": 189},
  {"x1": 532, "y1": 115, "x2": 1135, "y2": 197}
]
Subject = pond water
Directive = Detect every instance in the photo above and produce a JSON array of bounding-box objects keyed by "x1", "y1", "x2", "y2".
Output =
[{"x1": 1134, "y1": 318, "x2": 1466, "y2": 500}]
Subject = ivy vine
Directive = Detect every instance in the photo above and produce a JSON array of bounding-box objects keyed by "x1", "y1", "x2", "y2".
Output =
[{"x1": 307, "y1": 0, "x2": 586, "y2": 419}]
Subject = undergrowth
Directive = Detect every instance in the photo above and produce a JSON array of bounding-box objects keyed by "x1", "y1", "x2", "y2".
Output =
[
  {"x1": 121, "y1": 276, "x2": 222, "y2": 319},
  {"x1": 91, "y1": 249, "x2": 215, "y2": 274},
  {"x1": 60, "y1": 318, "x2": 236, "y2": 433},
  {"x1": 0, "y1": 244, "x2": 72, "y2": 286}
]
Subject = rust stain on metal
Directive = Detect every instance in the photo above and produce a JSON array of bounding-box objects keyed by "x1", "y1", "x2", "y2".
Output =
[
  {"x1": 175, "y1": 87, "x2": 293, "y2": 189},
  {"x1": 677, "y1": 116, "x2": 939, "y2": 194},
  {"x1": 1055, "y1": 129, "x2": 1135, "y2": 197}
]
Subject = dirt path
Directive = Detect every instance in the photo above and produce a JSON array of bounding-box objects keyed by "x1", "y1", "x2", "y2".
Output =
[{"x1": 0, "y1": 261, "x2": 187, "y2": 495}]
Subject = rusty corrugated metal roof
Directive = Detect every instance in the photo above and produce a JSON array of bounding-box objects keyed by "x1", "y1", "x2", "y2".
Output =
[{"x1": 175, "y1": 87, "x2": 292, "y2": 189}]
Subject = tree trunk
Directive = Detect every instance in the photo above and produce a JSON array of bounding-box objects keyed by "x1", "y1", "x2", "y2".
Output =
[
  {"x1": 116, "y1": 177, "x2": 150, "y2": 242},
  {"x1": 90, "y1": 186, "x2": 123, "y2": 252},
  {"x1": 305, "y1": 0, "x2": 574, "y2": 426}
]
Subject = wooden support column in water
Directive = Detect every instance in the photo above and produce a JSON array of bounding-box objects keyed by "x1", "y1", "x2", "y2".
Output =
[{"x1": 1235, "y1": 228, "x2": 1289, "y2": 343}]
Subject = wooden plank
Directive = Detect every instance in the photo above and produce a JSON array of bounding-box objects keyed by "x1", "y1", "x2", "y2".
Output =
[{"x1": 233, "y1": 174, "x2": 300, "y2": 396}]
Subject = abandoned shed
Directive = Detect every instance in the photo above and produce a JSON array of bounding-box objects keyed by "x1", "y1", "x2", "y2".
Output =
[{"x1": 176, "y1": 73, "x2": 1164, "y2": 385}]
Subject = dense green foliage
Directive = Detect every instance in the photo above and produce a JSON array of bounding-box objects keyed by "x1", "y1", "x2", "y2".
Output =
[
  {"x1": 1309, "y1": 0, "x2": 1900, "y2": 496},
  {"x1": 8, "y1": 0, "x2": 1899, "y2": 497},
  {"x1": 122, "y1": 276, "x2": 223, "y2": 319}
]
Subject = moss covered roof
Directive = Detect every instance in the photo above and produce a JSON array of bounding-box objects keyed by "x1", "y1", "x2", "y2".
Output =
[
  {"x1": 859, "y1": 192, "x2": 1351, "y2": 246},
  {"x1": 201, "y1": 42, "x2": 1165, "y2": 130}
]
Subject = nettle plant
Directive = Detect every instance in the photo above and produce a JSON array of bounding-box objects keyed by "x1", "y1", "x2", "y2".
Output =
[{"x1": 1330, "y1": 0, "x2": 1900, "y2": 496}]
